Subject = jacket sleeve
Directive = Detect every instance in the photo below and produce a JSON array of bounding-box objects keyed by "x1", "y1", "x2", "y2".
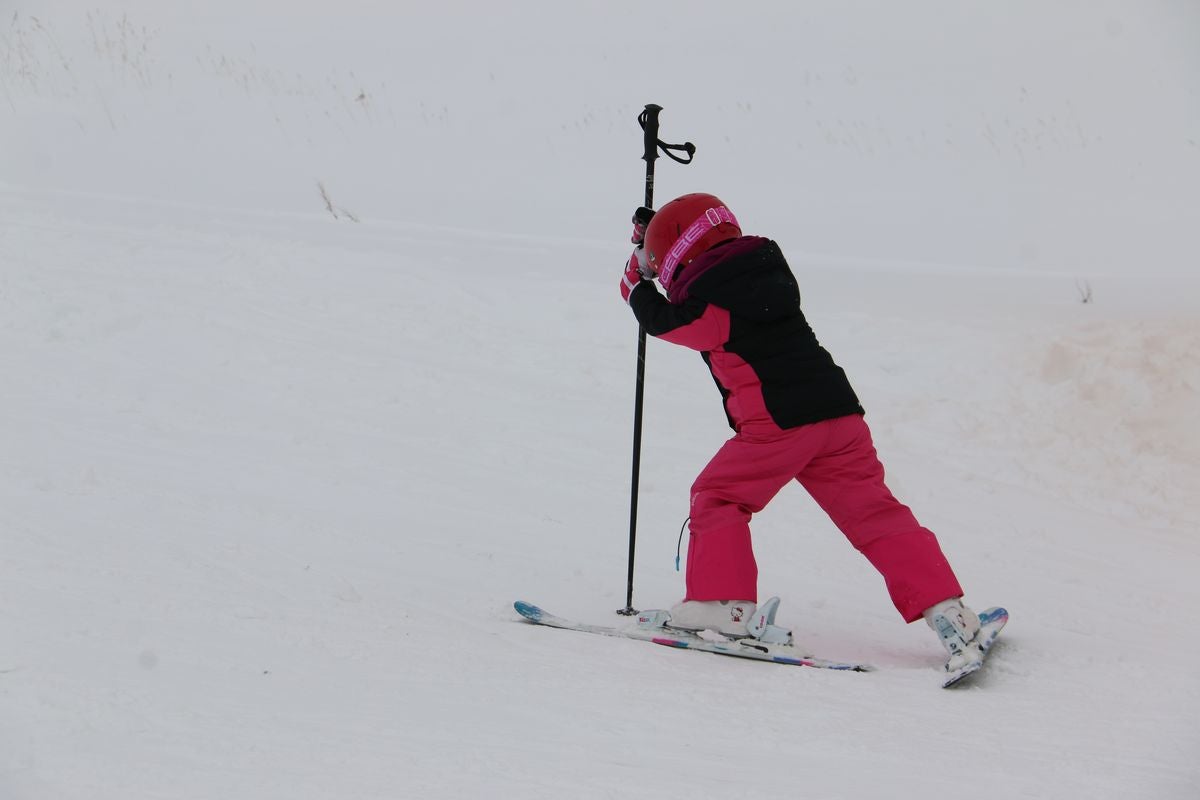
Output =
[{"x1": 627, "y1": 282, "x2": 730, "y2": 352}]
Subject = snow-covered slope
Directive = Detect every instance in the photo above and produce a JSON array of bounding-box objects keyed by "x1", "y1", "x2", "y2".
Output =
[{"x1": 3, "y1": 3, "x2": 1198, "y2": 798}]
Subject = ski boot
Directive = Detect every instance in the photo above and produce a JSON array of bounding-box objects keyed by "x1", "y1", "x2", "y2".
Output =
[
  {"x1": 647, "y1": 597, "x2": 794, "y2": 645},
  {"x1": 924, "y1": 598, "x2": 983, "y2": 672}
]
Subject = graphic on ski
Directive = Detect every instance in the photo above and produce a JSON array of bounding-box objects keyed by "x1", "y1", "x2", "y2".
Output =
[
  {"x1": 514, "y1": 601, "x2": 874, "y2": 672},
  {"x1": 941, "y1": 607, "x2": 1008, "y2": 688}
]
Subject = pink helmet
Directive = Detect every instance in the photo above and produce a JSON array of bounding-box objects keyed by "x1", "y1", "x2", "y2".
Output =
[{"x1": 644, "y1": 193, "x2": 741, "y2": 290}]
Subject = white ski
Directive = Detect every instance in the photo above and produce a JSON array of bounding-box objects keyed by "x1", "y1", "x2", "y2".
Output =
[{"x1": 514, "y1": 600, "x2": 873, "y2": 672}]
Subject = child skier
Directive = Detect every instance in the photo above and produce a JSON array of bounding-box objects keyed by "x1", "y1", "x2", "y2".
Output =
[{"x1": 619, "y1": 192, "x2": 984, "y2": 672}]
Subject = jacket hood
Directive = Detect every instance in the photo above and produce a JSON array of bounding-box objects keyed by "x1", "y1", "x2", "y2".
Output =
[{"x1": 668, "y1": 236, "x2": 800, "y2": 322}]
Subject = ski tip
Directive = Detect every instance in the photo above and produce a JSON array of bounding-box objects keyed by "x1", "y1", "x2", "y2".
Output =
[
  {"x1": 513, "y1": 600, "x2": 544, "y2": 622},
  {"x1": 979, "y1": 607, "x2": 1009, "y2": 637},
  {"x1": 651, "y1": 637, "x2": 692, "y2": 649},
  {"x1": 980, "y1": 606, "x2": 1009, "y2": 624}
]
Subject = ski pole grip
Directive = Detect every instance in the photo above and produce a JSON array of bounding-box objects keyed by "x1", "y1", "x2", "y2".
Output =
[{"x1": 641, "y1": 104, "x2": 662, "y2": 165}]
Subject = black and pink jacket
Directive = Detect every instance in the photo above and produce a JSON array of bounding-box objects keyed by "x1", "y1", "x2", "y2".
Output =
[{"x1": 628, "y1": 236, "x2": 864, "y2": 435}]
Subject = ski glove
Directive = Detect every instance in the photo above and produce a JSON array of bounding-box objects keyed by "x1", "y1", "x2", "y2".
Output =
[
  {"x1": 631, "y1": 206, "x2": 655, "y2": 245},
  {"x1": 620, "y1": 248, "x2": 649, "y2": 303}
]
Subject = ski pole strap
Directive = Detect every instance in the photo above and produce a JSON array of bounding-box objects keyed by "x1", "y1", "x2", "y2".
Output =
[
  {"x1": 638, "y1": 108, "x2": 695, "y2": 165},
  {"x1": 658, "y1": 140, "x2": 695, "y2": 164}
]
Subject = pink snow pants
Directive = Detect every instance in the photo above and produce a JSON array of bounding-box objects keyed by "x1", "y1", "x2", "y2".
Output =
[{"x1": 685, "y1": 414, "x2": 962, "y2": 623}]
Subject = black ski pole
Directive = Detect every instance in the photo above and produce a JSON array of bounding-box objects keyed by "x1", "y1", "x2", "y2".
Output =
[{"x1": 617, "y1": 104, "x2": 694, "y2": 616}]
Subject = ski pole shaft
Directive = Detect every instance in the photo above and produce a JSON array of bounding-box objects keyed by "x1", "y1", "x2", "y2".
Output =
[
  {"x1": 617, "y1": 105, "x2": 661, "y2": 616},
  {"x1": 619, "y1": 103, "x2": 698, "y2": 616}
]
